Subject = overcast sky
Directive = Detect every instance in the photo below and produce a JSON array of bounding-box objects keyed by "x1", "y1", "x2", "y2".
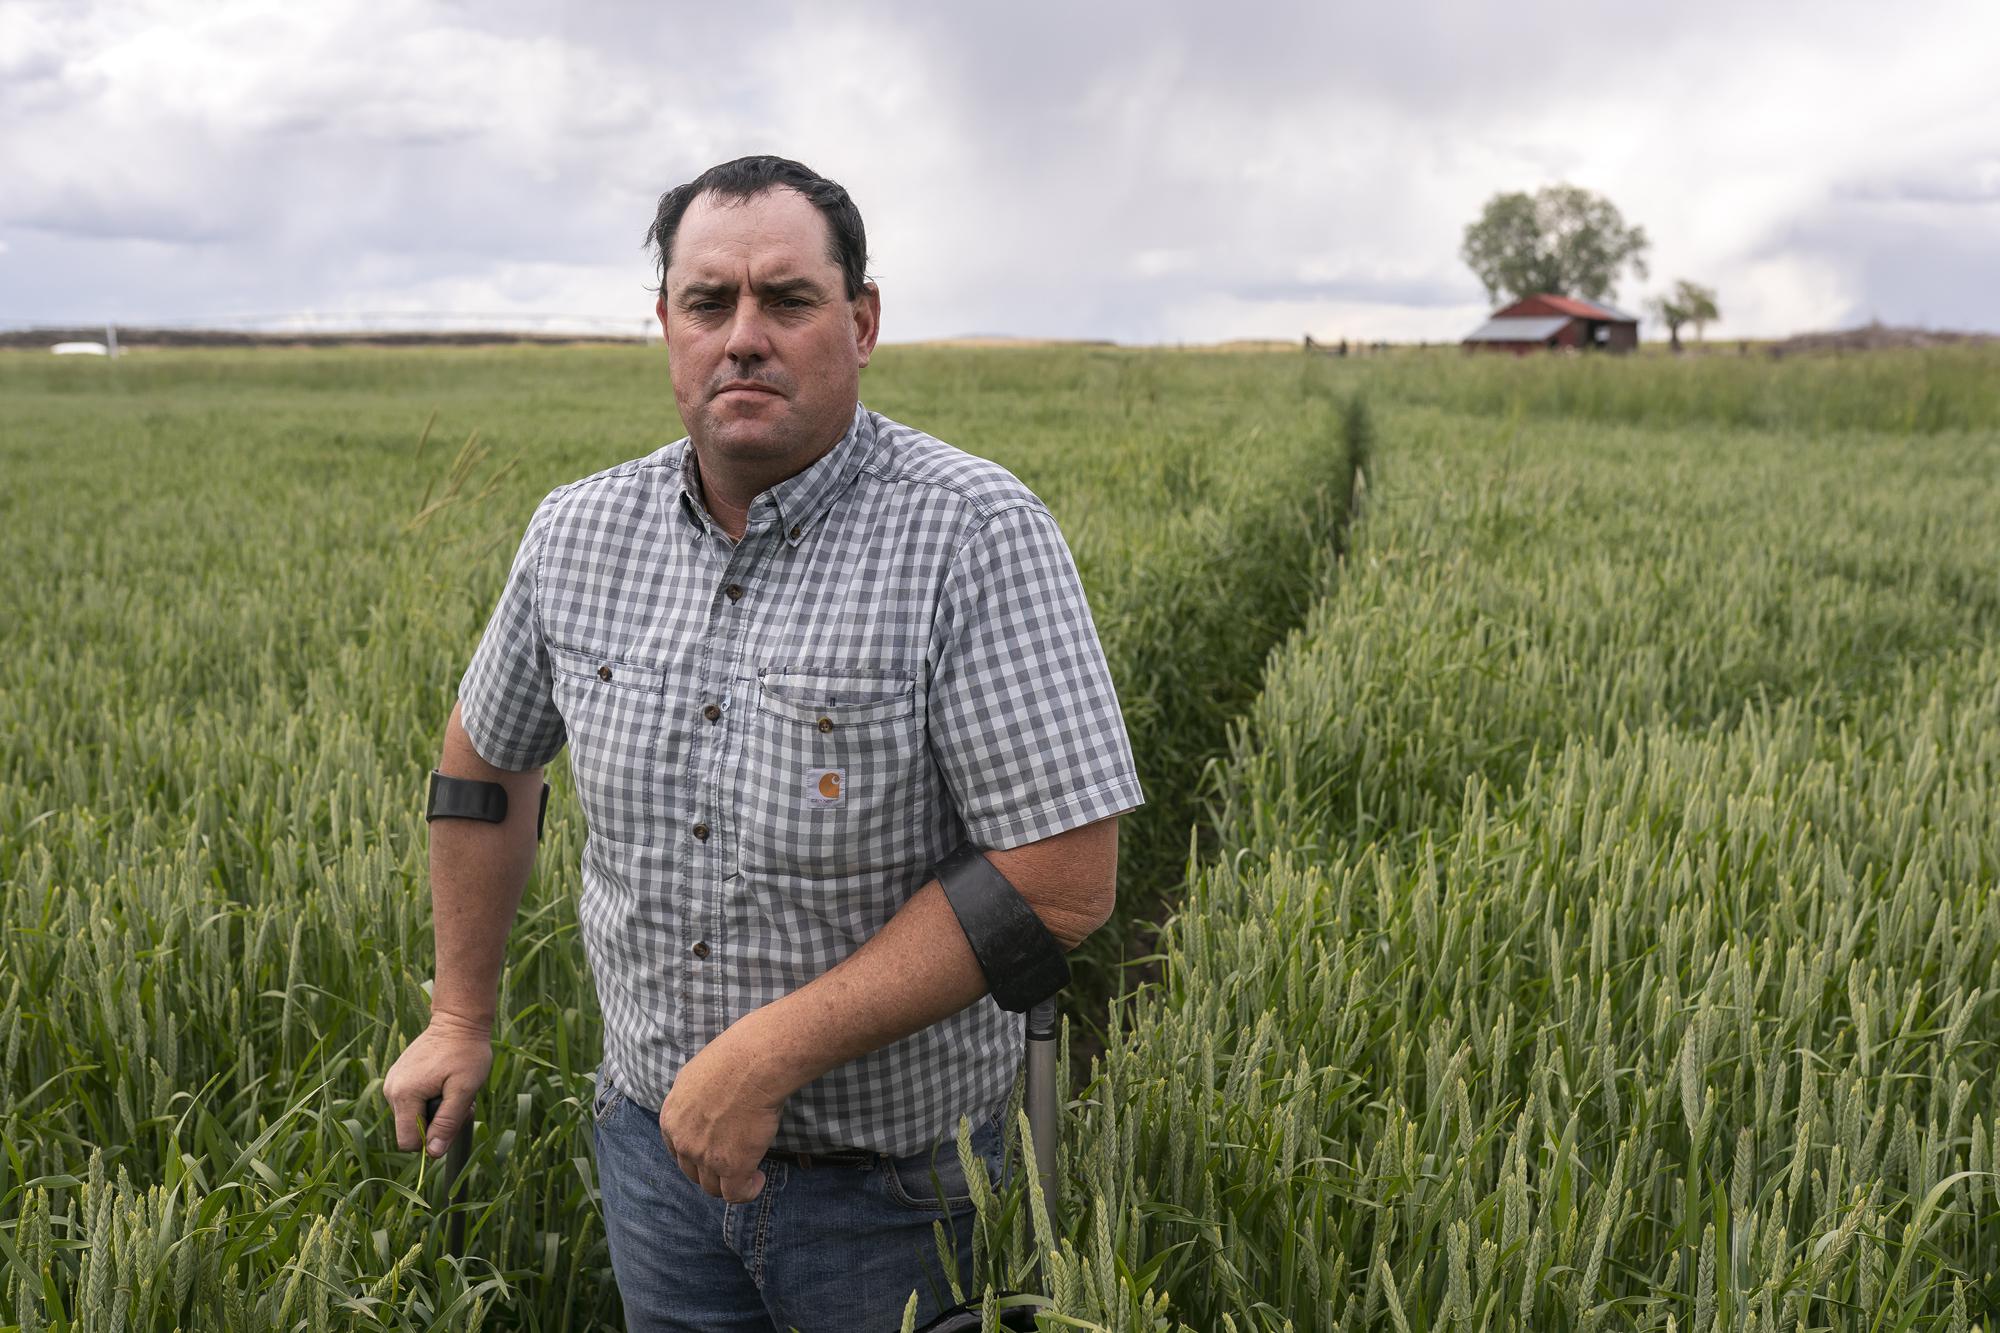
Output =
[{"x1": 3, "y1": 0, "x2": 1996, "y2": 343}]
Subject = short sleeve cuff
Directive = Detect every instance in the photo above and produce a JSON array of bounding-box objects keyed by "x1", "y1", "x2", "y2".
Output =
[
  {"x1": 964, "y1": 773, "x2": 1146, "y2": 851},
  {"x1": 457, "y1": 675, "x2": 565, "y2": 772}
]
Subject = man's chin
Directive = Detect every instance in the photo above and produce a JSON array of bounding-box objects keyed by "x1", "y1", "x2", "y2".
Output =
[{"x1": 694, "y1": 413, "x2": 799, "y2": 458}]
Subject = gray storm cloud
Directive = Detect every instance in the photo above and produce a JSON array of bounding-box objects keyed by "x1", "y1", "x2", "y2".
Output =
[{"x1": 2, "y1": 0, "x2": 1995, "y2": 340}]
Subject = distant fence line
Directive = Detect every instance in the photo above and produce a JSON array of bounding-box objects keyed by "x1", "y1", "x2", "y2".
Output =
[
  {"x1": 0, "y1": 321, "x2": 654, "y2": 351},
  {"x1": 0, "y1": 312, "x2": 654, "y2": 349}
]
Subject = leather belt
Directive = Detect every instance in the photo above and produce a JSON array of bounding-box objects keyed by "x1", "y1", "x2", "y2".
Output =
[{"x1": 783, "y1": 1147, "x2": 877, "y2": 1169}]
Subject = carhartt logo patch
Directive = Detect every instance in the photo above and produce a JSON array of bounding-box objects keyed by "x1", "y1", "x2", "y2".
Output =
[{"x1": 806, "y1": 768, "x2": 845, "y2": 807}]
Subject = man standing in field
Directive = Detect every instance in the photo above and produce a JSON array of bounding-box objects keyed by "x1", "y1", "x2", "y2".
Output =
[{"x1": 382, "y1": 156, "x2": 1143, "y2": 1330}]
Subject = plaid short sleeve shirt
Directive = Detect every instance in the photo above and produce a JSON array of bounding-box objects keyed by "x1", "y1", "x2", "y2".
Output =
[{"x1": 458, "y1": 403, "x2": 1144, "y2": 1156}]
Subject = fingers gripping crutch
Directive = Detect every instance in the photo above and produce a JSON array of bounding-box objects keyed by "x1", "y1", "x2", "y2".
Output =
[
  {"x1": 415, "y1": 773, "x2": 546, "y2": 1260},
  {"x1": 423, "y1": 1094, "x2": 474, "y2": 1258}
]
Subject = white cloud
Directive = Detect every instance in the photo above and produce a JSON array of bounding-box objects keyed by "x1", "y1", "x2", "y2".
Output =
[{"x1": 3, "y1": 0, "x2": 1997, "y2": 339}]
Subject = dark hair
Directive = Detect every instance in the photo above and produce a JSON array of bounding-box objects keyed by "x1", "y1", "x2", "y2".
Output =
[{"x1": 646, "y1": 156, "x2": 869, "y2": 300}]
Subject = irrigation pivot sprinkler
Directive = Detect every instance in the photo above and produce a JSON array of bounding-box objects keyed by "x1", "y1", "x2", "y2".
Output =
[{"x1": 423, "y1": 1095, "x2": 474, "y2": 1258}]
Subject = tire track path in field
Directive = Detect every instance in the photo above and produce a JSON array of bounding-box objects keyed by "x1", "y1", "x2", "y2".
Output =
[{"x1": 1069, "y1": 390, "x2": 1373, "y2": 1058}]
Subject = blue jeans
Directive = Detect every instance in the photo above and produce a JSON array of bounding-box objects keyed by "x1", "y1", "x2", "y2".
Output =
[{"x1": 591, "y1": 1069, "x2": 1009, "y2": 1332}]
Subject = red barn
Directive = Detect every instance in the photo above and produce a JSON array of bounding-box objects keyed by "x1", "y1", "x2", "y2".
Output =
[{"x1": 1462, "y1": 294, "x2": 1639, "y2": 354}]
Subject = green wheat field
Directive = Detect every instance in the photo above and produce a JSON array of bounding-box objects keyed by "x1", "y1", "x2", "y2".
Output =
[{"x1": 3, "y1": 342, "x2": 1998, "y2": 1330}]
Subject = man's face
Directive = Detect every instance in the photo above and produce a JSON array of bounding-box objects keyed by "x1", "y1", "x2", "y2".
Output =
[{"x1": 657, "y1": 187, "x2": 880, "y2": 473}]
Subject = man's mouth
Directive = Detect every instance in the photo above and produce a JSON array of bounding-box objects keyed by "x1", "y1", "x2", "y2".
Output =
[{"x1": 717, "y1": 382, "x2": 783, "y2": 398}]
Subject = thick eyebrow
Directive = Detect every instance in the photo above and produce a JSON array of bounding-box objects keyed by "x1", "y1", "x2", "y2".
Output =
[
  {"x1": 673, "y1": 274, "x2": 831, "y2": 304},
  {"x1": 756, "y1": 276, "x2": 828, "y2": 300},
  {"x1": 675, "y1": 280, "x2": 736, "y2": 304}
]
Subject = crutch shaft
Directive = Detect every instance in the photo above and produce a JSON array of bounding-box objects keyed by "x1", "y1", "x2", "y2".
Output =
[{"x1": 1024, "y1": 997, "x2": 1060, "y2": 1236}]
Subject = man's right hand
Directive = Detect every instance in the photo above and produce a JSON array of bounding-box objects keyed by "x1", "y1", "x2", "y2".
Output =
[{"x1": 384, "y1": 1012, "x2": 494, "y2": 1157}]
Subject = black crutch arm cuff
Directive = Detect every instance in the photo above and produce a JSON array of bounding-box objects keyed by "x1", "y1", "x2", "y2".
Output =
[
  {"x1": 931, "y1": 842, "x2": 1071, "y2": 1013},
  {"x1": 426, "y1": 771, "x2": 552, "y2": 842}
]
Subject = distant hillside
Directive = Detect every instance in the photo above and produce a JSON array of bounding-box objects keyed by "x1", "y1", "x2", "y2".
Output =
[{"x1": 1771, "y1": 322, "x2": 1997, "y2": 356}]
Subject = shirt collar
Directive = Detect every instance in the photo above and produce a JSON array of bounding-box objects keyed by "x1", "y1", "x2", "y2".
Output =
[{"x1": 676, "y1": 401, "x2": 872, "y2": 548}]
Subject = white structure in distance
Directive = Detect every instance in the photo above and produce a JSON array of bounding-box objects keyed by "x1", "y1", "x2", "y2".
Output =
[{"x1": 49, "y1": 327, "x2": 120, "y2": 357}]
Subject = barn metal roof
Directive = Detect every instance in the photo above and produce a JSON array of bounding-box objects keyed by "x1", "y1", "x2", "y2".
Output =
[
  {"x1": 1463, "y1": 315, "x2": 1569, "y2": 342},
  {"x1": 1513, "y1": 295, "x2": 1597, "y2": 320},
  {"x1": 1495, "y1": 294, "x2": 1639, "y2": 323}
]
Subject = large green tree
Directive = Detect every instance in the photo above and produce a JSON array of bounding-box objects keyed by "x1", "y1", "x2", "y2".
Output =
[{"x1": 1461, "y1": 183, "x2": 1650, "y2": 305}]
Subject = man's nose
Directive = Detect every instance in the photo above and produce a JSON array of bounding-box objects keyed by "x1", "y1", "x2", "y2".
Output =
[{"x1": 723, "y1": 303, "x2": 772, "y2": 363}]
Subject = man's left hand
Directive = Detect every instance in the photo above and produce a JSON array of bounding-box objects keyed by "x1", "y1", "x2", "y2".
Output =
[{"x1": 659, "y1": 1010, "x2": 791, "y2": 1202}]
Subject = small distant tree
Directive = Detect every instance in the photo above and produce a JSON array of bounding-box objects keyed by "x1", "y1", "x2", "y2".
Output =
[
  {"x1": 1677, "y1": 280, "x2": 1720, "y2": 342},
  {"x1": 1461, "y1": 183, "x2": 1650, "y2": 304},
  {"x1": 1649, "y1": 294, "x2": 1689, "y2": 351},
  {"x1": 1649, "y1": 280, "x2": 1721, "y2": 352}
]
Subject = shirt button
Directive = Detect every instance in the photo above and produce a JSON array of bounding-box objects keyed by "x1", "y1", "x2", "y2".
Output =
[
  {"x1": 703, "y1": 703, "x2": 721, "y2": 721},
  {"x1": 692, "y1": 822, "x2": 709, "y2": 841},
  {"x1": 725, "y1": 584, "x2": 744, "y2": 601},
  {"x1": 817, "y1": 716, "x2": 833, "y2": 733},
  {"x1": 789, "y1": 524, "x2": 802, "y2": 540},
  {"x1": 692, "y1": 941, "x2": 710, "y2": 959},
  {"x1": 597, "y1": 665, "x2": 613, "y2": 681}
]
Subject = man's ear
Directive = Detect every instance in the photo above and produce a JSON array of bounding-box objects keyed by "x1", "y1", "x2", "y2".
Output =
[
  {"x1": 853, "y1": 280, "x2": 882, "y2": 368},
  {"x1": 654, "y1": 293, "x2": 671, "y2": 342}
]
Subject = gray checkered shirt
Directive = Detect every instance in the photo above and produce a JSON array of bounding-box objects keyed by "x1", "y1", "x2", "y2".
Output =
[{"x1": 458, "y1": 403, "x2": 1143, "y2": 1155}]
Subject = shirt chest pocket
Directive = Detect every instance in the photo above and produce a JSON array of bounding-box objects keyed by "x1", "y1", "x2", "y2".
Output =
[
  {"x1": 736, "y1": 667, "x2": 926, "y2": 880},
  {"x1": 549, "y1": 644, "x2": 667, "y2": 845}
]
